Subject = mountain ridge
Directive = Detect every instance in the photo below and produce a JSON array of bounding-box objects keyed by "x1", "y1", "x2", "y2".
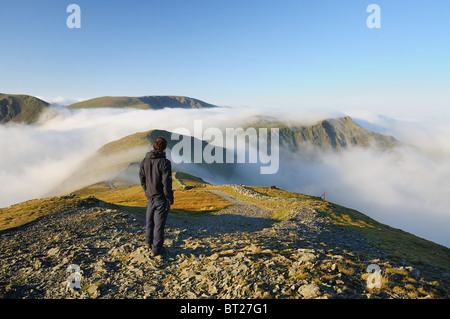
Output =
[
  {"x1": 250, "y1": 116, "x2": 400, "y2": 151},
  {"x1": 0, "y1": 93, "x2": 218, "y2": 124},
  {"x1": 52, "y1": 116, "x2": 403, "y2": 198},
  {"x1": 53, "y1": 128, "x2": 233, "y2": 196},
  {"x1": 0, "y1": 174, "x2": 448, "y2": 299},
  {"x1": 66, "y1": 95, "x2": 218, "y2": 109}
]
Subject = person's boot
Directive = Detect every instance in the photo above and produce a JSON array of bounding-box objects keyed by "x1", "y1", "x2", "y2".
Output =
[{"x1": 151, "y1": 247, "x2": 166, "y2": 258}]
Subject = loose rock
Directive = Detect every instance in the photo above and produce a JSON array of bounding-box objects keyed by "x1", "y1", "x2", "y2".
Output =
[{"x1": 0, "y1": 190, "x2": 447, "y2": 299}]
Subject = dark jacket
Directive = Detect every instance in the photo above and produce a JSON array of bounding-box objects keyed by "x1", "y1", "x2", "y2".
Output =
[{"x1": 139, "y1": 150, "x2": 174, "y2": 205}]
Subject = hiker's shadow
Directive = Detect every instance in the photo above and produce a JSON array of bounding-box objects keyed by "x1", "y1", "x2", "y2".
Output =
[
  {"x1": 164, "y1": 213, "x2": 274, "y2": 258},
  {"x1": 167, "y1": 212, "x2": 273, "y2": 236}
]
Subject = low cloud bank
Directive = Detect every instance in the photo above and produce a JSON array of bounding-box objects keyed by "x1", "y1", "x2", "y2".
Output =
[{"x1": 0, "y1": 106, "x2": 448, "y2": 247}]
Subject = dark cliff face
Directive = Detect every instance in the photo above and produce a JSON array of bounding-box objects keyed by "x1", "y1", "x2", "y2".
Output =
[
  {"x1": 0, "y1": 96, "x2": 21, "y2": 123},
  {"x1": 275, "y1": 116, "x2": 400, "y2": 152},
  {"x1": 0, "y1": 94, "x2": 49, "y2": 124},
  {"x1": 247, "y1": 116, "x2": 400, "y2": 152}
]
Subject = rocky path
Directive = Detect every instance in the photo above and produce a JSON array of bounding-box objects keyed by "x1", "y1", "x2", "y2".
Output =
[{"x1": 0, "y1": 188, "x2": 447, "y2": 299}]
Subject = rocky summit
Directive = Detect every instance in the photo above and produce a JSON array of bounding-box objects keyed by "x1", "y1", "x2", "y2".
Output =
[{"x1": 0, "y1": 186, "x2": 448, "y2": 299}]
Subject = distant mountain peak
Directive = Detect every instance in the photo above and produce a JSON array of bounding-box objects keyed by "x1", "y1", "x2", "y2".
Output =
[
  {"x1": 0, "y1": 93, "x2": 49, "y2": 124},
  {"x1": 271, "y1": 116, "x2": 400, "y2": 151},
  {"x1": 66, "y1": 95, "x2": 218, "y2": 109}
]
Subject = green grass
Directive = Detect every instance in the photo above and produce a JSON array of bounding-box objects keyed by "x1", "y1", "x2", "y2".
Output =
[
  {"x1": 316, "y1": 201, "x2": 450, "y2": 272},
  {"x1": 67, "y1": 96, "x2": 149, "y2": 109},
  {"x1": 66, "y1": 95, "x2": 217, "y2": 109},
  {"x1": 72, "y1": 172, "x2": 230, "y2": 218},
  {"x1": 96, "y1": 131, "x2": 152, "y2": 156},
  {"x1": 174, "y1": 171, "x2": 210, "y2": 188},
  {"x1": 212, "y1": 185, "x2": 324, "y2": 221},
  {"x1": 0, "y1": 196, "x2": 99, "y2": 231},
  {"x1": 0, "y1": 171, "x2": 230, "y2": 233}
]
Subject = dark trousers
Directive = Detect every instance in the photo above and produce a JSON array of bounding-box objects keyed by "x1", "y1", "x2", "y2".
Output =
[{"x1": 145, "y1": 198, "x2": 169, "y2": 254}]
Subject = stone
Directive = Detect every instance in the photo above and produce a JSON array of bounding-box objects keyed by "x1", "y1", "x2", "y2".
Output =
[
  {"x1": 33, "y1": 259, "x2": 42, "y2": 270},
  {"x1": 208, "y1": 286, "x2": 218, "y2": 295},
  {"x1": 47, "y1": 247, "x2": 59, "y2": 257},
  {"x1": 235, "y1": 252, "x2": 245, "y2": 259},
  {"x1": 87, "y1": 285, "x2": 99, "y2": 298},
  {"x1": 186, "y1": 291, "x2": 197, "y2": 299},
  {"x1": 298, "y1": 253, "x2": 316, "y2": 263},
  {"x1": 245, "y1": 244, "x2": 260, "y2": 254},
  {"x1": 298, "y1": 284, "x2": 320, "y2": 299},
  {"x1": 208, "y1": 253, "x2": 219, "y2": 261},
  {"x1": 0, "y1": 187, "x2": 447, "y2": 299},
  {"x1": 144, "y1": 285, "x2": 157, "y2": 293},
  {"x1": 129, "y1": 249, "x2": 148, "y2": 264}
]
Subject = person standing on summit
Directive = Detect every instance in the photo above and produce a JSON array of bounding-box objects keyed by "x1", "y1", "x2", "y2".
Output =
[{"x1": 139, "y1": 136, "x2": 174, "y2": 257}]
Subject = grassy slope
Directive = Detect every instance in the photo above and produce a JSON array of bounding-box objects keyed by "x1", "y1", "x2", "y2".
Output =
[
  {"x1": 214, "y1": 185, "x2": 449, "y2": 274},
  {"x1": 71, "y1": 172, "x2": 230, "y2": 218},
  {"x1": 1, "y1": 172, "x2": 448, "y2": 286},
  {"x1": 55, "y1": 128, "x2": 234, "y2": 196},
  {"x1": 66, "y1": 96, "x2": 149, "y2": 109},
  {"x1": 4, "y1": 172, "x2": 448, "y2": 270},
  {"x1": 66, "y1": 95, "x2": 217, "y2": 109},
  {"x1": 0, "y1": 196, "x2": 99, "y2": 231},
  {"x1": 0, "y1": 172, "x2": 229, "y2": 231}
]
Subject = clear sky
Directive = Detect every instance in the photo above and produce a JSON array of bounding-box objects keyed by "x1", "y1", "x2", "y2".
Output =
[{"x1": 1, "y1": 0, "x2": 449, "y2": 118}]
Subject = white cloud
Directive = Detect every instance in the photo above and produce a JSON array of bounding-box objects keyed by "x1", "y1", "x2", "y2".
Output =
[
  {"x1": 346, "y1": 109, "x2": 450, "y2": 155},
  {"x1": 0, "y1": 106, "x2": 449, "y2": 247}
]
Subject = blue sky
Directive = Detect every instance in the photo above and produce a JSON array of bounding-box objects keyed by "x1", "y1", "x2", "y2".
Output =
[{"x1": 1, "y1": 0, "x2": 449, "y2": 118}]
